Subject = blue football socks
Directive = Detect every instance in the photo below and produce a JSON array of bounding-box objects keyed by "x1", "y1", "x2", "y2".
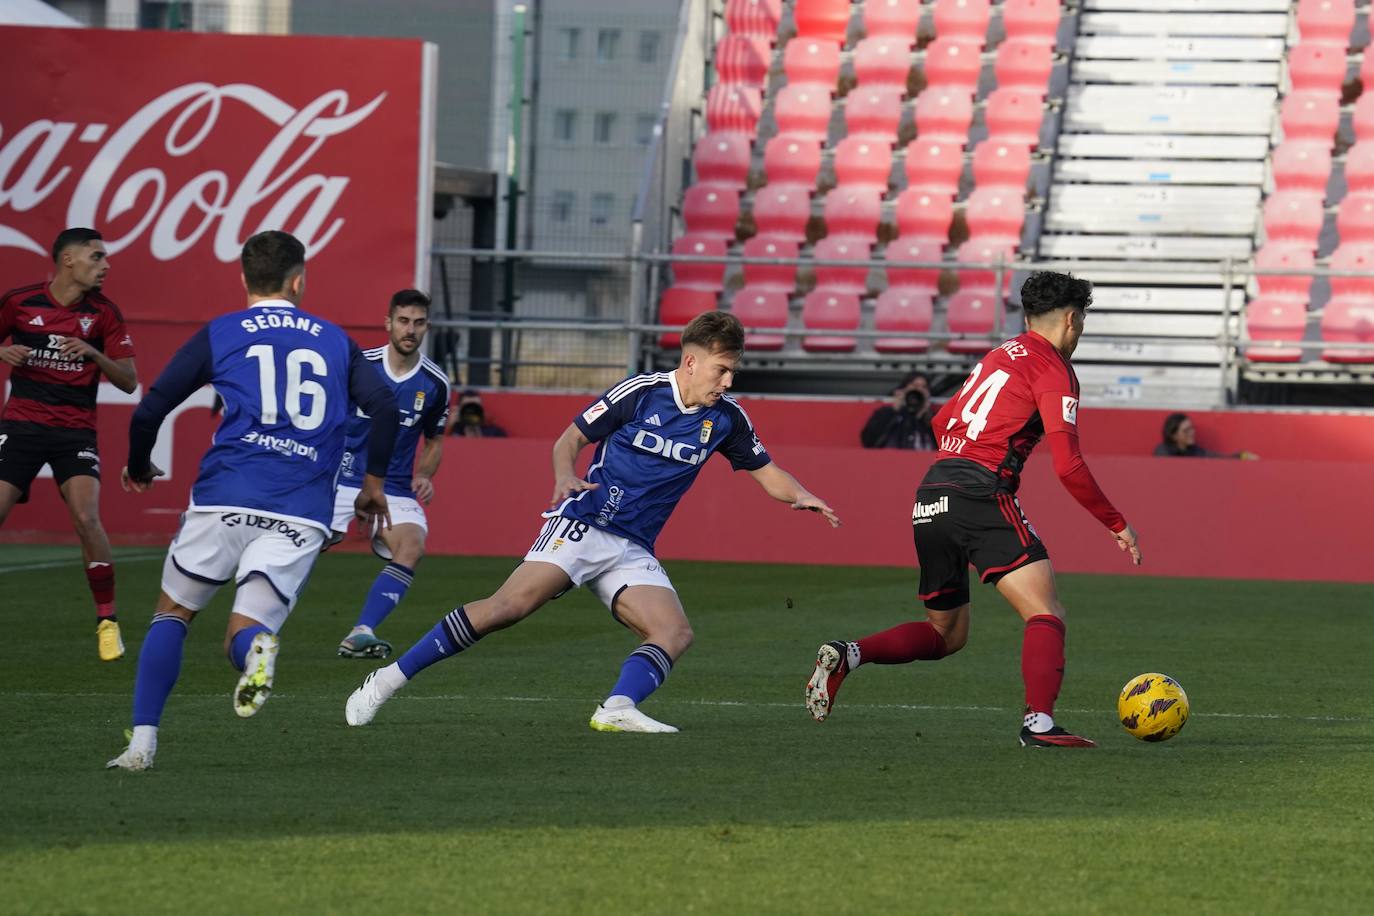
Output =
[
  {"x1": 356, "y1": 562, "x2": 414, "y2": 631},
  {"x1": 607, "y1": 643, "x2": 673, "y2": 705},
  {"x1": 396, "y1": 606, "x2": 482, "y2": 679},
  {"x1": 229, "y1": 623, "x2": 272, "y2": 672},
  {"x1": 131, "y1": 614, "x2": 189, "y2": 727}
]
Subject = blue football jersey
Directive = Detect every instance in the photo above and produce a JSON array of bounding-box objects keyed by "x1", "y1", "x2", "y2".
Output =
[
  {"x1": 553, "y1": 372, "x2": 771, "y2": 552},
  {"x1": 338, "y1": 347, "x2": 450, "y2": 497}
]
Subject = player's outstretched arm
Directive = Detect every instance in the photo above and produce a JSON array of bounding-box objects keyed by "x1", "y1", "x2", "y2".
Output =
[
  {"x1": 124, "y1": 327, "x2": 213, "y2": 492},
  {"x1": 1045, "y1": 429, "x2": 1140, "y2": 566},
  {"x1": 347, "y1": 344, "x2": 400, "y2": 529},
  {"x1": 549, "y1": 423, "x2": 598, "y2": 508},
  {"x1": 747, "y1": 462, "x2": 841, "y2": 528}
]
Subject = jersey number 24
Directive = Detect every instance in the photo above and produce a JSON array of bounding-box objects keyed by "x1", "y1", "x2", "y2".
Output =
[{"x1": 945, "y1": 364, "x2": 1010, "y2": 441}]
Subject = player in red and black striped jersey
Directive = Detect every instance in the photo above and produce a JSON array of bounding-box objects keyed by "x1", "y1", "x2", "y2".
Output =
[
  {"x1": 806, "y1": 272, "x2": 1142, "y2": 747},
  {"x1": 0, "y1": 228, "x2": 139, "y2": 662}
]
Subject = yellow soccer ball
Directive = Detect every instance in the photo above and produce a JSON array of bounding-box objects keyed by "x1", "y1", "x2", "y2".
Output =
[{"x1": 1118, "y1": 673, "x2": 1190, "y2": 742}]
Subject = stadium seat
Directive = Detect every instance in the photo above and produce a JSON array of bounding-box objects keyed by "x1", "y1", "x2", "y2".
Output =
[
  {"x1": 964, "y1": 188, "x2": 1026, "y2": 243},
  {"x1": 813, "y1": 236, "x2": 873, "y2": 296},
  {"x1": 763, "y1": 134, "x2": 823, "y2": 189},
  {"x1": 913, "y1": 88, "x2": 974, "y2": 145},
  {"x1": 1002, "y1": 0, "x2": 1060, "y2": 47},
  {"x1": 1287, "y1": 42, "x2": 1347, "y2": 98},
  {"x1": 1345, "y1": 143, "x2": 1374, "y2": 194},
  {"x1": 801, "y1": 289, "x2": 861, "y2": 351},
  {"x1": 994, "y1": 39, "x2": 1054, "y2": 97},
  {"x1": 903, "y1": 138, "x2": 964, "y2": 195},
  {"x1": 742, "y1": 236, "x2": 800, "y2": 292},
  {"x1": 1282, "y1": 91, "x2": 1341, "y2": 142},
  {"x1": 731, "y1": 286, "x2": 789, "y2": 350},
  {"x1": 922, "y1": 38, "x2": 983, "y2": 95},
  {"x1": 894, "y1": 189, "x2": 954, "y2": 240},
  {"x1": 1353, "y1": 94, "x2": 1374, "y2": 143},
  {"x1": 823, "y1": 185, "x2": 884, "y2": 240},
  {"x1": 1270, "y1": 140, "x2": 1332, "y2": 195},
  {"x1": 885, "y1": 235, "x2": 944, "y2": 296},
  {"x1": 793, "y1": 0, "x2": 851, "y2": 44},
  {"x1": 853, "y1": 37, "x2": 915, "y2": 90},
  {"x1": 751, "y1": 184, "x2": 812, "y2": 242},
  {"x1": 1320, "y1": 294, "x2": 1374, "y2": 362},
  {"x1": 844, "y1": 86, "x2": 906, "y2": 140},
  {"x1": 863, "y1": 0, "x2": 922, "y2": 41},
  {"x1": 693, "y1": 133, "x2": 752, "y2": 189},
  {"x1": 833, "y1": 136, "x2": 895, "y2": 193},
  {"x1": 954, "y1": 237, "x2": 1016, "y2": 294},
  {"x1": 945, "y1": 290, "x2": 1004, "y2": 354},
  {"x1": 1296, "y1": 0, "x2": 1356, "y2": 47},
  {"x1": 1327, "y1": 243, "x2": 1374, "y2": 297},
  {"x1": 932, "y1": 0, "x2": 991, "y2": 48},
  {"x1": 670, "y1": 236, "x2": 728, "y2": 291},
  {"x1": 873, "y1": 288, "x2": 934, "y2": 353},
  {"x1": 1337, "y1": 193, "x2": 1374, "y2": 243},
  {"x1": 725, "y1": 0, "x2": 783, "y2": 42},
  {"x1": 1261, "y1": 191, "x2": 1324, "y2": 249},
  {"x1": 682, "y1": 185, "x2": 740, "y2": 240},
  {"x1": 774, "y1": 84, "x2": 833, "y2": 142},
  {"x1": 706, "y1": 85, "x2": 763, "y2": 136},
  {"x1": 984, "y1": 88, "x2": 1044, "y2": 148},
  {"x1": 972, "y1": 140, "x2": 1032, "y2": 191},
  {"x1": 658, "y1": 288, "x2": 717, "y2": 348},
  {"x1": 1244, "y1": 296, "x2": 1307, "y2": 363},
  {"x1": 1359, "y1": 49, "x2": 1374, "y2": 103},
  {"x1": 715, "y1": 35, "x2": 772, "y2": 87},
  {"x1": 783, "y1": 38, "x2": 841, "y2": 91},
  {"x1": 1253, "y1": 242, "x2": 1315, "y2": 300}
]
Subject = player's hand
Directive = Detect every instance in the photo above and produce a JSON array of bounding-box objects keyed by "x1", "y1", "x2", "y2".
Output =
[
  {"x1": 792, "y1": 492, "x2": 841, "y2": 528},
  {"x1": 0, "y1": 344, "x2": 32, "y2": 366},
  {"x1": 56, "y1": 336, "x2": 97, "y2": 361},
  {"x1": 412, "y1": 474, "x2": 435, "y2": 504},
  {"x1": 1113, "y1": 524, "x2": 1142, "y2": 566},
  {"x1": 120, "y1": 463, "x2": 165, "y2": 493},
  {"x1": 355, "y1": 477, "x2": 392, "y2": 531},
  {"x1": 549, "y1": 474, "x2": 599, "y2": 508}
]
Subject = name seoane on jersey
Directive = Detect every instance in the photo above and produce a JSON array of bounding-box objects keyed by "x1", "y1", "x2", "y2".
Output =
[
  {"x1": 240, "y1": 311, "x2": 324, "y2": 336},
  {"x1": 632, "y1": 429, "x2": 704, "y2": 466}
]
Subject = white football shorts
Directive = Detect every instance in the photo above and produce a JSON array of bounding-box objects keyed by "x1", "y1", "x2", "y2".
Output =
[
  {"x1": 161, "y1": 509, "x2": 326, "y2": 631},
  {"x1": 331, "y1": 485, "x2": 428, "y2": 560},
  {"x1": 523, "y1": 515, "x2": 675, "y2": 610}
]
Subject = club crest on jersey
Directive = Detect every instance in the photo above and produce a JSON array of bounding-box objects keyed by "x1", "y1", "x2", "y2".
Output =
[
  {"x1": 413, "y1": 391, "x2": 425, "y2": 411},
  {"x1": 699, "y1": 419, "x2": 714, "y2": 444},
  {"x1": 78, "y1": 316, "x2": 95, "y2": 336}
]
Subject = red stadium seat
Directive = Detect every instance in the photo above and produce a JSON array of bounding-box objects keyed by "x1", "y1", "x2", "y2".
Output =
[
  {"x1": 752, "y1": 184, "x2": 812, "y2": 242},
  {"x1": 1282, "y1": 91, "x2": 1341, "y2": 142},
  {"x1": 914, "y1": 88, "x2": 974, "y2": 145},
  {"x1": 658, "y1": 288, "x2": 717, "y2": 348},
  {"x1": 1262, "y1": 191, "x2": 1324, "y2": 249},
  {"x1": 1296, "y1": 0, "x2": 1355, "y2": 47},
  {"x1": 864, "y1": 0, "x2": 922, "y2": 41},
  {"x1": 813, "y1": 236, "x2": 873, "y2": 296},
  {"x1": 955, "y1": 237, "x2": 1016, "y2": 294},
  {"x1": 933, "y1": 0, "x2": 991, "y2": 48},
  {"x1": 774, "y1": 84, "x2": 833, "y2": 142},
  {"x1": 833, "y1": 136, "x2": 895, "y2": 193},
  {"x1": 725, "y1": 0, "x2": 783, "y2": 42},
  {"x1": 972, "y1": 140, "x2": 1032, "y2": 191},
  {"x1": 731, "y1": 286, "x2": 789, "y2": 350},
  {"x1": 682, "y1": 185, "x2": 740, "y2": 240},
  {"x1": 1359, "y1": 46, "x2": 1374, "y2": 100},
  {"x1": 894, "y1": 189, "x2": 954, "y2": 240},
  {"x1": 693, "y1": 133, "x2": 752, "y2": 189},
  {"x1": 1327, "y1": 243, "x2": 1374, "y2": 297},
  {"x1": 994, "y1": 39, "x2": 1054, "y2": 96},
  {"x1": 706, "y1": 85, "x2": 763, "y2": 136},
  {"x1": 715, "y1": 35, "x2": 772, "y2": 88},
  {"x1": 1244, "y1": 296, "x2": 1307, "y2": 363},
  {"x1": 742, "y1": 236, "x2": 800, "y2": 291},
  {"x1": 965, "y1": 188, "x2": 1026, "y2": 243},
  {"x1": 903, "y1": 138, "x2": 964, "y2": 195},
  {"x1": 984, "y1": 88, "x2": 1044, "y2": 148},
  {"x1": 945, "y1": 290, "x2": 1004, "y2": 354},
  {"x1": 853, "y1": 37, "x2": 914, "y2": 90},
  {"x1": 801, "y1": 289, "x2": 861, "y2": 351},
  {"x1": 1337, "y1": 192, "x2": 1374, "y2": 243},
  {"x1": 793, "y1": 0, "x2": 851, "y2": 44},
  {"x1": 670, "y1": 236, "x2": 728, "y2": 291},
  {"x1": 844, "y1": 85, "x2": 905, "y2": 140},
  {"x1": 1002, "y1": 0, "x2": 1060, "y2": 46},
  {"x1": 922, "y1": 38, "x2": 983, "y2": 94},
  {"x1": 874, "y1": 289, "x2": 934, "y2": 353},
  {"x1": 823, "y1": 185, "x2": 884, "y2": 240},
  {"x1": 1348, "y1": 142, "x2": 1374, "y2": 194},
  {"x1": 1270, "y1": 141, "x2": 1331, "y2": 195},
  {"x1": 1321, "y1": 294, "x2": 1374, "y2": 362},
  {"x1": 763, "y1": 134, "x2": 823, "y2": 189},
  {"x1": 783, "y1": 38, "x2": 841, "y2": 90},
  {"x1": 1287, "y1": 42, "x2": 1347, "y2": 97},
  {"x1": 885, "y1": 235, "x2": 944, "y2": 295},
  {"x1": 1253, "y1": 242, "x2": 1315, "y2": 300}
]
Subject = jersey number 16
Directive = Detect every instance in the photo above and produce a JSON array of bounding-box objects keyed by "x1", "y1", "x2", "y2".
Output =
[{"x1": 246, "y1": 344, "x2": 328, "y2": 431}]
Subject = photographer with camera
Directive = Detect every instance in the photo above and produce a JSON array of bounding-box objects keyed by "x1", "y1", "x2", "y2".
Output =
[
  {"x1": 447, "y1": 389, "x2": 508, "y2": 439},
  {"x1": 861, "y1": 370, "x2": 936, "y2": 450}
]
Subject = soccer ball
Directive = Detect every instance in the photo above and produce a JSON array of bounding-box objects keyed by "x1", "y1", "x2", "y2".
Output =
[{"x1": 1117, "y1": 673, "x2": 1190, "y2": 742}]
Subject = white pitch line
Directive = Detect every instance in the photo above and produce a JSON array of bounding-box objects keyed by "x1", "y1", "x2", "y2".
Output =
[{"x1": 0, "y1": 551, "x2": 164, "y2": 575}]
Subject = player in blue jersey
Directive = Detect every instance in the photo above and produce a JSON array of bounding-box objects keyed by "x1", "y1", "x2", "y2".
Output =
[
  {"x1": 330, "y1": 289, "x2": 450, "y2": 659},
  {"x1": 105, "y1": 231, "x2": 399, "y2": 771},
  {"x1": 345, "y1": 311, "x2": 841, "y2": 733}
]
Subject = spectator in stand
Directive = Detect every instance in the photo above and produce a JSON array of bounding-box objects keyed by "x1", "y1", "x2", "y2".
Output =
[
  {"x1": 1153, "y1": 413, "x2": 1258, "y2": 460},
  {"x1": 447, "y1": 389, "x2": 508, "y2": 438},
  {"x1": 861, "y1": 371, "x2": 936, "y2": 450}
]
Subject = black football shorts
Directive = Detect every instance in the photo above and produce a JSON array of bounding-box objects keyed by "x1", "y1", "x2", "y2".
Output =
[
  {"x1": 911, "y1": 485, "x2": 1049, "y2": 611},
  {"x1": 0, "y1": 421, "x2": 101, "y2": 503}
]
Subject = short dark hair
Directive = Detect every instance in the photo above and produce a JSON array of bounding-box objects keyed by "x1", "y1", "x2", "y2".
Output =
[
  {"x1": 241, "y1": 230, "x2": 306, "y2": 296},
  {"x1": 389, "y1": 289, "x2": 431, "y2": 314},
  {"x1": 51, "y1": 227, "x2": 102, "y2": 263},
  {"x1": 892, "y1": 370, "x2": 928, "y2": 395},
  {"x1": 1161, "y1": 412, "x2": 1190, "y2": 444},
  {"x1": 681, "y1": 310, "x2": 745, "y2": 355},
  {"x1": 1020, "y1": 271, "x2": 1093, "y2": 319}
]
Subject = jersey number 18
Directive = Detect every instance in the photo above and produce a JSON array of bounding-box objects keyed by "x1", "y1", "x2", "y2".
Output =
[{"x1": 246, "y1": 344, "x2": 328, "y2": 431}]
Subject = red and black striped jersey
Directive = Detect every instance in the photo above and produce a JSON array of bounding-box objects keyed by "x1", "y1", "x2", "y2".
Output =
[{"x1": 0, "y1": 283, "x2": 136, "y2": 430}]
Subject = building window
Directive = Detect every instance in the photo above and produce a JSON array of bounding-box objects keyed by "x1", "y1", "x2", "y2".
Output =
[
  {"x1": 139, "y1": 0, "x2": 193, "y2": 29},
  {"x1": 554, "y1": 109, "x2": 577, "y2": 144},
  {"x1": 635, "y1": 114, "x2": 657, "y2": 147},
  {"x1": 638, "y1": 31, "x2": 661, "y2": 64},
  {"x1": 552, "y1": 191, "x2": 575, "y2": 224},
  {"x1": 594, "y1": 112, "x2": 617, "y2": 145},
  {"x1": 590, "y1": 193, "x2": 615, "y2": 226},
  {"x1": 559, "y1": 28, "x2": 580, "y2": 61},
  {"x1": 597, "y1": 28, "x2": 620, "y2": 62}
]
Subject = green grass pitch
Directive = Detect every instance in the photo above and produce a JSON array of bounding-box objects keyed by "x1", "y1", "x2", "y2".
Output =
[{"x1": 3, "y1": 545, "x2": 1372, "y2": 914}]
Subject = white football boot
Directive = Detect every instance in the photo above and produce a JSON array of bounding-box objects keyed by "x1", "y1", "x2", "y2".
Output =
[
  {"x1": 589, "y1": 697, "x2": 679, "y2": 733},
  {"x1": 233, "y1": 632, "x2": 280, "y2": 718},
  {"x1": 345, "y1": 665, "x2": 406, "y2": 726},
  {"x1": 106, "y1": 726, "x2": 157, "y2": 771}
]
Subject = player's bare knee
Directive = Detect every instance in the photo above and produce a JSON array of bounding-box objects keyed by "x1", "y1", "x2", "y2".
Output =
[
  {"x1": 70, "y1": 506, "x2": 104, "y2": 539},
  {"x1": 652, "y1": 622, "x2": 693, "y2": 658},
  {"x1": 394, "y1": 540, "x2": 425, "y2": 569}
]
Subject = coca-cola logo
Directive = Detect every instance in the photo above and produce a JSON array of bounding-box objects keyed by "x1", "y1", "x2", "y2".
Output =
[{"x1": 0, "y1": 83, "x2": 386, "y2": 262}]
